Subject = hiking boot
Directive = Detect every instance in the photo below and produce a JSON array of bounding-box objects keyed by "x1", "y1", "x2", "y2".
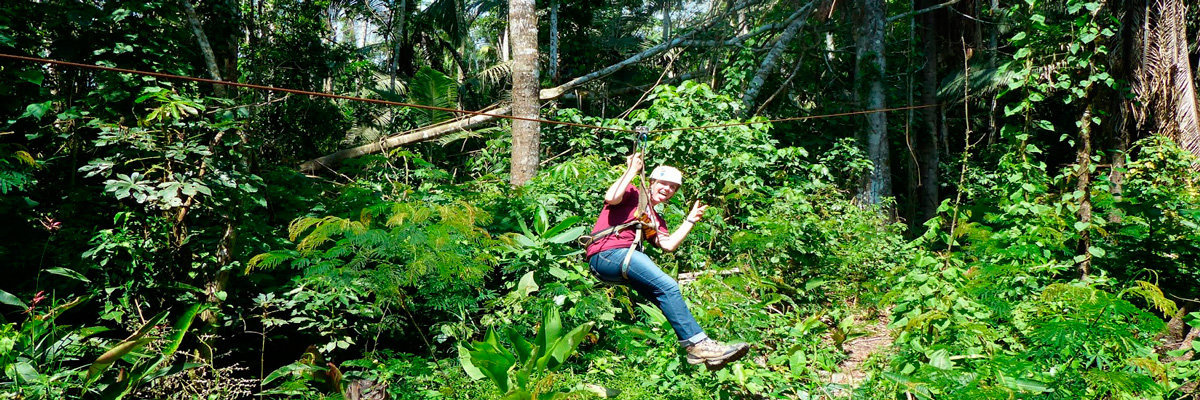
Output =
[{"x1": 686, "y1": 339, "x2": 750, "y2": 370}]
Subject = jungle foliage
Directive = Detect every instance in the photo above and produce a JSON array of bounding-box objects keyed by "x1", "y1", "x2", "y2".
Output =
[{"x1": 2, "y1": 0, "x2": 1200, "y2": 399}]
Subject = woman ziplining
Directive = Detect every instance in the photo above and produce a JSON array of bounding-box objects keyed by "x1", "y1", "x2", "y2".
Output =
[{"x1": 580, "y1": 149, "x2": 750, "y2": 371}]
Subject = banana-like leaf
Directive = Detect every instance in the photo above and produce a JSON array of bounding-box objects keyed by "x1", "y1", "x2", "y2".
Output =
[
  {"x1": 544, "y1": 216, "x2": 583, "y2": 240},
  {"x1": 547, "y1": 322, "x2": 594, "y2": 370},
  {"x1": 458, "y1": 344, "x2": 486, "y2": 380},
  {"x1": 0, "y1": 289, "x2": 26, "y2": 309},
  {"x1": 505, "y1": 327, "x2": 533, "y2": 364},
  {"x1": 100, "y1": 304, "x2": 202, "y2": 400},
  {"x1": 87, "y1": 311, "x2": 168, "y2": 383}
]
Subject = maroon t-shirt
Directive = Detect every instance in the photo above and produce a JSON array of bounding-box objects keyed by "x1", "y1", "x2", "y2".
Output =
[{"x1": 585, "y1": 185, "x2": 669, "y2": 259}]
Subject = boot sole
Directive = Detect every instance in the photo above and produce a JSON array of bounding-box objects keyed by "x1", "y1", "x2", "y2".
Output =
[{"x1": 687, "y1": 344, "x2": 750, "y2": 370}]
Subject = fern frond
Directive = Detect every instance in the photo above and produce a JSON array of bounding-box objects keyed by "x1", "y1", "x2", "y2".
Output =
[
  {"x1": 1124, "y1": 280, "x2": 1178, "y2": 316},
  {"x1": 245, "y1": 250, "x2": 298, "y2": 273},
  {"x1": 1126, "y1": 357, "x2": 1167, "y2": 383},
  {"x1": 289, "y1": 216, "x2": 329, "y2": 242},
  {"x1": 474, "y1": 61, "x2": 512, "y2": 89},
  {"x1": 13, "y1": 151, "x2": 36, "y2": 168}
]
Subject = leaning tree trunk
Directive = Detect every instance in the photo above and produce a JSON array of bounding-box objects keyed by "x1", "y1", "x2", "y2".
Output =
[
  {"x1": 509, "y1": 0, "x2": 541, "y2": 186},
  {"x1": 181, "y1": 0, "x2": 225, "y2": 96},
  {"x1": 854, "y1": 0, "x2": 891, "y2": 207},
  {"x1": 741, "y1": 4, "x2": 813, "y2": 112}
]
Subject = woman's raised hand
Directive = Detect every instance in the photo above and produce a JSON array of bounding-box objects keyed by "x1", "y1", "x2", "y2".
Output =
[
  {"x1": 687, "y1": 200, "x2": 708, "y2": 223},
  {"x1": 626, "y1": 152, "x2": 644, "y2": 174}
]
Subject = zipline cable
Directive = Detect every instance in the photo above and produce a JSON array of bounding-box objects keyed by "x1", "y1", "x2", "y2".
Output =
[
  {"x1": 1, "y1": 52, "x2": 937, "y2": 136},
  {"x1": 0, "y1": 53, "x2": 634, "y2": 133}
]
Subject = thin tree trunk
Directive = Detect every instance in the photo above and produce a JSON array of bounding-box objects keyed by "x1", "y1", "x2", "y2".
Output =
[
  {"x1": 500, "y1": 26, "x2": 511, "y2": 62},
  {"x1": 549, "y1": 0, "x2": 560, "y2": 83},
  {"x1": 741, "y1": 4, "x2": 814, "y2": 112},
  {"x1": 391, "y1": 0, "x2": 406, "y2": 92},
  {"x1": 663, "y1": 0, "x2": 672, "y2": 42},
  {"x1": 181, "y1": 0, "x2": 225, "y2": 96},
  {"x1": 854, "y1": 0, "x2": 891, "y2": 207},
  {"x1": 509, "y1": 0, "x2": 541, "y2": 186},
  {"x1": 1076, "y1": 101, "x2": 1094, "y2": 276},
  {"x1": 916, "y1": 0, "x2": 940, "y2": 224}
]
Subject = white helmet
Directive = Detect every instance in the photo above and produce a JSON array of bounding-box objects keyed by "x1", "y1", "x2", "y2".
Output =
[{"x1": 650, "y1": 165, "x2": 683, "y2": 185}]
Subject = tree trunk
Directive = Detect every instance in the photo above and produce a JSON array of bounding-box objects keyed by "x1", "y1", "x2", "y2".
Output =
[
  {"x1": 500, "y1": 26, "x2": 511, "y2": 62},
  {"x1": 741, "y1": 4, "x2": 814, "y2": 112},
  {"x1": 854, "y1": 0, "x2": 891, "y2": 207},
  {"x1": 1076, "y1": 101, "x2": 1094, "y2": 276},
  {"x1": 549, "y1": 0, "x2": 560, "y2": 83},
  {"x1": 662, "y1": 0, "x2": 672, "y2": 42},
  {"x1": 1133, "y1": 0, "x2": 1200, "y2": 157},
  {"x1": 916, "y1": 0, "x2": 940, "y2": 224},
  {"x1": 391, "y1": 0, "x2": 406, "y2": 92},
  {"x1": 509, "y1": 0, "x2": 541, "y2": 186},
  {"x1": 181, "y1": 0, "x2": 225, "y2": 96}
]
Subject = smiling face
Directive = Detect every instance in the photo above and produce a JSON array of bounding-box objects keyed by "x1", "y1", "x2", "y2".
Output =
[{"x1": 648, "y1": 179, "x2": 681, "y2": 205}]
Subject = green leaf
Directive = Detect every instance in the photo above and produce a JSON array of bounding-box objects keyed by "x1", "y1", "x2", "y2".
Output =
[
  {"x1": 998, "y1": 376, "x2": 1051, "y2": 393},
  {"x1": 0, "y1": 289, "x2": 27, "y2": 309},
  {"x1": 547, "y1": 226, "x2": 586, "y2": 244},
  {"x1": 1087, "y1": 246, "x2": 1106, "y2": 257},
  {"x1": 927, "y1": 349, "x2": 953, "y2": 369},
  {"x1": 17, "y1": 68, "x2": 44, "y2": 85},
  {"x1": 458, "y1": 344, "x2": 486, "y2": 380},
  {"x1": 547, "y1": 322, "x2": 594, "y2": 369},
  {"x1": 408, "y1": 66, "x2": 459, "y2": 125},
  {"x1": 516, "y1": 271, "x2": 539, "y2": 297},
  {"x1": 46, "y1": 267, "x2": 91, "y2": 283},
  {"x1": 543, "y1": 216, "x2": 583, "y2": 239},
  {"x1": 505, "y1": 327, "x2": 533, "y2": 364},
  {"x1": 21, "y1": 101, "x2": 52, "y2": 120},
  {"x1": 535, "y1": 207, "x2": 549, "y2": 235}
]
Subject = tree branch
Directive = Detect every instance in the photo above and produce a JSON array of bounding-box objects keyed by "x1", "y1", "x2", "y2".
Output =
[
  {"x1": 886, "y1": 0, "x2": 961, "y2": 23},
  {"x1": 299, "y1": 105, "x2": 509, "y2": 172}
]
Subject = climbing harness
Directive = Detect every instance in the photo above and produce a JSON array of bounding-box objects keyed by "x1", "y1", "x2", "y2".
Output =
[{"x1": 578, "y1": 127, "x2": 656, "y2": 279}]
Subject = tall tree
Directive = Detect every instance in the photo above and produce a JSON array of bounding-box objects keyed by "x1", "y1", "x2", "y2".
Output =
[
  {"x1": 854, "y1": 0, "x2": 891, "y2": 207},
  {"x1": 915, "y1": 0, "x2": 940, "y2": 223},
  {"x1": 509, "y1": 0, "x2": 541, "y2": 185}
]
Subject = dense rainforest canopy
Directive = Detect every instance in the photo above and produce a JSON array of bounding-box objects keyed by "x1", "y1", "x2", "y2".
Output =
[{"x1": 2, "y1": 0, "x2": 1200, "y2": 398}]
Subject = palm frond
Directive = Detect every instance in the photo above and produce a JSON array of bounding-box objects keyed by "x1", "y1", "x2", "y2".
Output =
[{"x1": 407, "y1": 66, "x2": 460, "y2": 125}]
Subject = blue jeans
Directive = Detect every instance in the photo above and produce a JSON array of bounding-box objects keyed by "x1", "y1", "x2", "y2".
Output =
[{"x1": 589, "y1": 247, "x2": 708, "y2": 346}]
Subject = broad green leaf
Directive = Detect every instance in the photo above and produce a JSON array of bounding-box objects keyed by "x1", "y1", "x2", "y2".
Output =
[
  {"x1": 458, "y1": 344, "x2": 486, "y2": 381},
  {"x1": 998, "y1": 376, "x2": 1051, "y2": 393},
  {"x1": 547, "y1": 322, "x2": 593, "y2": 369},
  {"x1": 0, "y1": 289, "x2": 27, "y2": 309},
  {"x1": 535, "y1": 207, "x2": 549, "y2": 235},
  {"x1": 21, "y1": 101, "x2": 52, "y2": 120},
  {"x1": 927, "y1": 349, "x2": 953, "y2": 370},
  {"x1": 46, "y1": 267, "x2": 91, "y2": 283},
  {"x1": 544, "y1": 215, "x2": 583, "y2": 239},
  {"x1": 516, "y1": 271, "x2": 539, "y2": 297},
  {"x1": 505, "y1": 327, "x2": 533, "y2": 364},
  {"x1": 547, "y1": 226, "x2": 586, "y2": 244},
  {"x1": 17, "y1": 68, "x2": 43, "y2": 85}
]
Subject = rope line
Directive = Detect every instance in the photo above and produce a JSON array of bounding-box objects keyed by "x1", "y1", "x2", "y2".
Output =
[
  {"x1": 1, "y1": 52, "x2": 937, "y2": 136},
  {"x1": 0, "y1": 53, "x2": 631, "y2": 133}
]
